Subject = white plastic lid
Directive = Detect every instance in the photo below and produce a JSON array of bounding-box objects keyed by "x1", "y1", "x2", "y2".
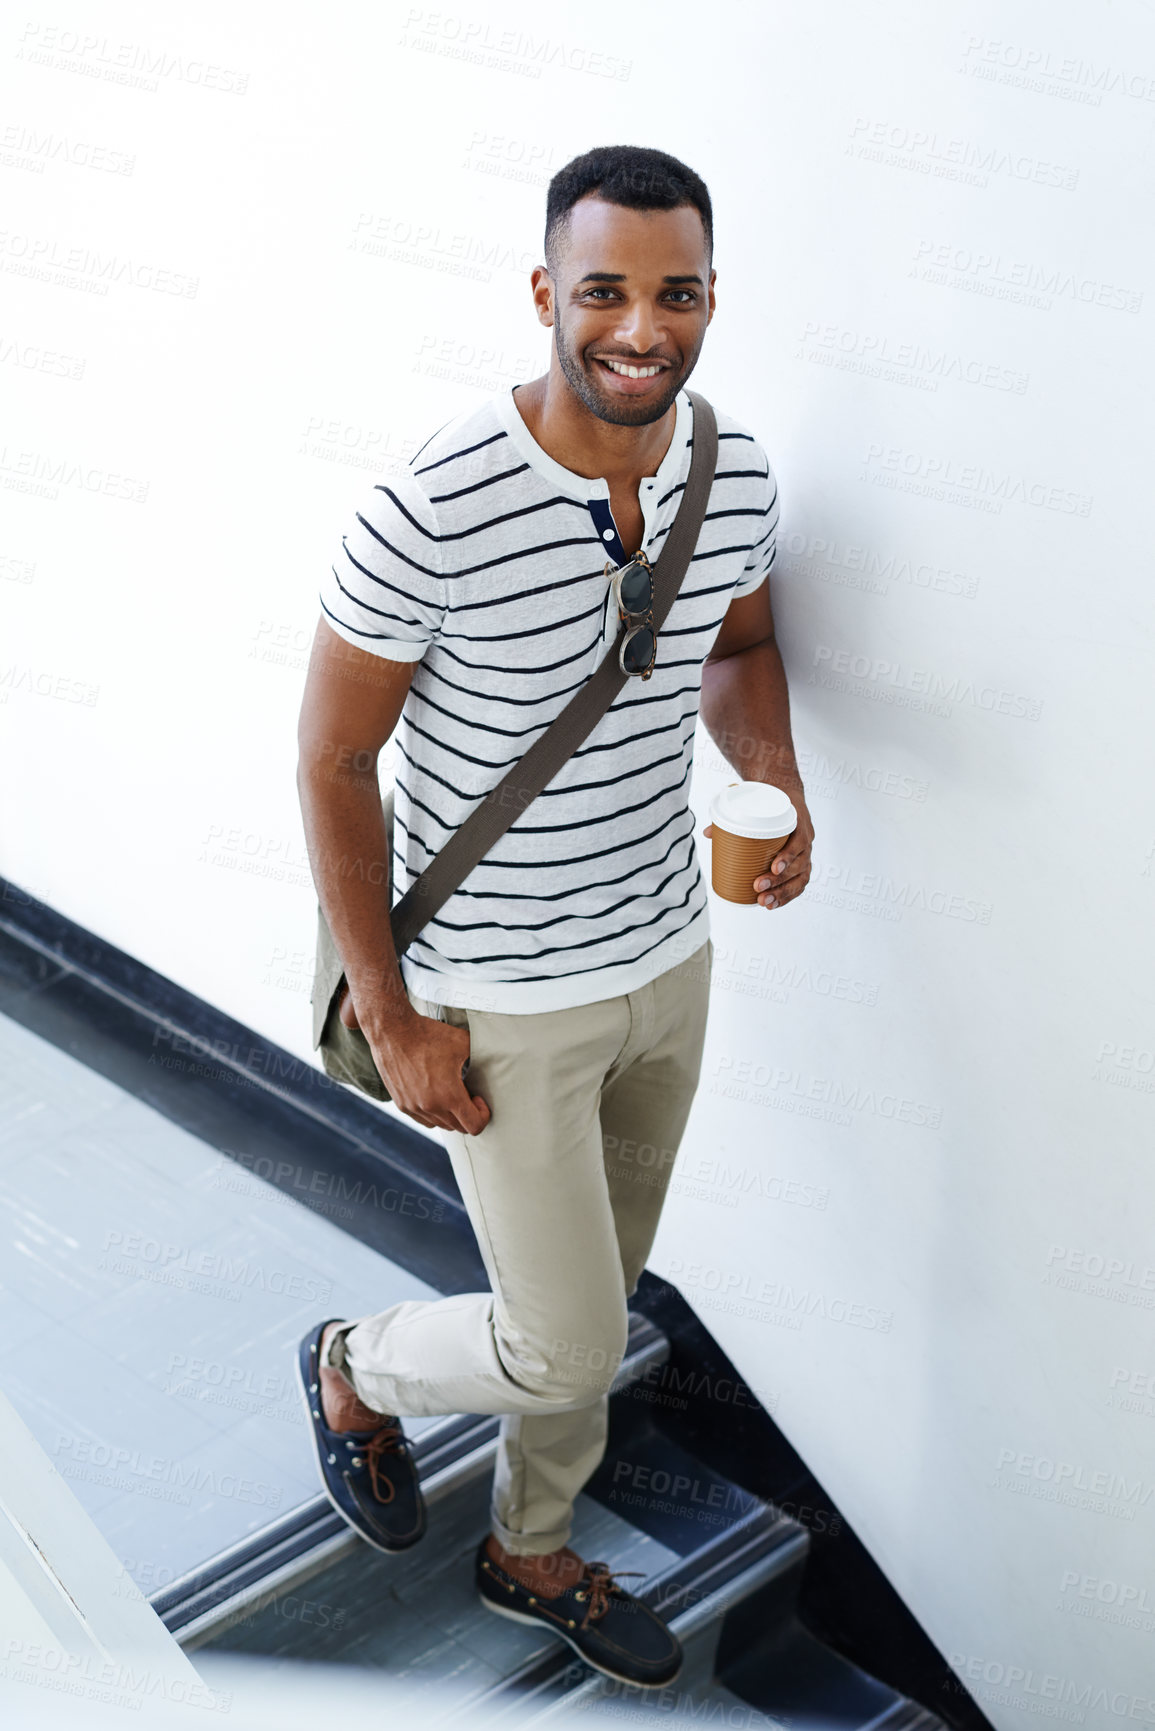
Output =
[{"x1": 709, "y1": 781, "x2": 797, "y2": 840}]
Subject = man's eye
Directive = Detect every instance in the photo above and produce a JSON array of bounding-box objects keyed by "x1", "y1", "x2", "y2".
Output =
[{"x1": 666, "y1": 290, "x2": 695, "y2": 303}]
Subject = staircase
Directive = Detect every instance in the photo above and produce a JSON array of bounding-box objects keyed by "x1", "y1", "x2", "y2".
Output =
[
  {"x1": 0, "y1": 878, "x2": 975, "y2": 1730},
  {"x1": 163, "y1": 1310, "x2": 944, "y2": 1727}
]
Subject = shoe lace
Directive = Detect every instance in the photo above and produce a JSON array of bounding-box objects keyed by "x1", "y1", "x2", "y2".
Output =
[
  {"x1": 580, "y1": 1560, "x2": 644, "y2": 1623},
  {"x1": 361, "y1": 1423, "x2": 404, "y2": 1504}
]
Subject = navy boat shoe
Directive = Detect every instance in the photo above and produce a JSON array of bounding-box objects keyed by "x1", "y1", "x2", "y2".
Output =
[
  {"x1": 475, "y1": 1538, "x2": 682, "y2": 1689},
  {"x1": 296, "y1": 1318, "x2": 426, "y2": 1553}
]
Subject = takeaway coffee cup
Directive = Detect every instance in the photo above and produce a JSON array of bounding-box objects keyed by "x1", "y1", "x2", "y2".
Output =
[{"x1": 708, "y1": 782, "x2": 798, "y2": 904}]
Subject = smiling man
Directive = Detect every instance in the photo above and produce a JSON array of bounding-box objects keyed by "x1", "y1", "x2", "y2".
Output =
[{"x1": 296, "y1": 144, "x2": 813, "y2": 1689}]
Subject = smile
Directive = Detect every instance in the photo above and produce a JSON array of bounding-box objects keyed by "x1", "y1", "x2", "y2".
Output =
[{"x1": 597, "y1": 359, "x2": 667, "y2": 380}]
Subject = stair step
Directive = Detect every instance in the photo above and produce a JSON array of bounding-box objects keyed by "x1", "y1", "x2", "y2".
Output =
[
  {"x1": 467, "y1": 1501, "x2": 807, "y2": 1723},
  {"x1": 161, "y1": 1310, "x2": 670, "y2": 1648},
  {"x1": 193, "y1": 1452, "x2": 807, "y2": 1728}
]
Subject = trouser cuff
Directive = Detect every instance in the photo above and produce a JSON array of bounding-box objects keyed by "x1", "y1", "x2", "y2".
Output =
[
  {"x1": 323, "y1": 1320, "x2": 357, "y2": 1373},
  {"x1": 488, "y1": 1510, "x2": 573, "y2": 1558}
]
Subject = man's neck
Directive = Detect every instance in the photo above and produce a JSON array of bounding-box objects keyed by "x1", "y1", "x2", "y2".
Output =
[{"x1": 513, "y1": 369, "x2": 677, "y2": 489}]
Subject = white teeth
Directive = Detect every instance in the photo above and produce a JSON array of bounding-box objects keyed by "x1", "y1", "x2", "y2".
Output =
[{"x1": 604, "y1": 360, "x2": 661, "y2": 379}]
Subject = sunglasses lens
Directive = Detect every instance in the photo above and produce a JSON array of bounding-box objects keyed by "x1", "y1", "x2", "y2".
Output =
[
  {"x1": 622, "y1": 626, "x2": 655, "y2": 676},
  {"x1": 618, "y1": 562, "x2": 652, "y2": 614}
]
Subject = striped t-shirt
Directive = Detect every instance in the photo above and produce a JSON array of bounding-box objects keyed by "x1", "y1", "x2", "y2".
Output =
[{"x1": 319, "y1": 386, "x2": 779, "y2": 1014}]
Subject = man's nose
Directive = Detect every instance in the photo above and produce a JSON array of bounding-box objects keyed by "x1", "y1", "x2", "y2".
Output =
[{"x1": 614, "y1": 301, "x2": 664, "y2": 354}]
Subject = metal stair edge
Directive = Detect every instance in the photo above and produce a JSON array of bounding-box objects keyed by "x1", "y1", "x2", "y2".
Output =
[
  {"x1": 163, "y1": 1311, "x2": 670, "y2": 1648},
  {"x1": 857, "y1": 1697, "x2": 952, "y2": 1731}
]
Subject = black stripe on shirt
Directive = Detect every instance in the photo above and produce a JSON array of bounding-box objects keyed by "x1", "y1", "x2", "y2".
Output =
[{"x1": 413, "y1": 429, "x2": 508, "y2": 475}]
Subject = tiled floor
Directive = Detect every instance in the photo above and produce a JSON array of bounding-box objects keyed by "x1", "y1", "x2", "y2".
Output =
[{"x1": 0, "y1": 1011, "x2": 445, "y2": 1593}]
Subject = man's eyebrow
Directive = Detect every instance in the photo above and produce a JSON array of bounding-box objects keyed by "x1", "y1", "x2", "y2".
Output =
[{"x1": 574, "y1": 272, "x2": 705, "y2": 286}]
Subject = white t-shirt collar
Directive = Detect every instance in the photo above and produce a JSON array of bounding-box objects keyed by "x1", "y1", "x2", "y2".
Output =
[{"x1": 494, "y1": 385, "x2": 692, "y2": 506}]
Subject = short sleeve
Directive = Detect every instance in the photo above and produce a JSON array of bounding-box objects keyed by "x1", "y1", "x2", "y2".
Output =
[
  {"x1": 319, "y1": 470, "x2": 445, "y2": 661},
  {"x1": 732, "y1": 450, "x2": 779, "y2": 598}
]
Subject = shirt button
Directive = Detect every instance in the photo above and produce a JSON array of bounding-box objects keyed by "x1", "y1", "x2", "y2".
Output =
[{"x1": 602, "y1": 528, "x2": 615, "y2": 542}]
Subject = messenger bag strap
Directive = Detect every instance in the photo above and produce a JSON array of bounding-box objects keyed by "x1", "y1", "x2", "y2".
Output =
[{"x1": 389, "y1": 390, "x2": 719, "y2": 956}]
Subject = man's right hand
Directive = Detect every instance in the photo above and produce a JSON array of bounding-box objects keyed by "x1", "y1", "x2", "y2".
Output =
[{"x1": 339, "y1": 985, "x2": 490, "y2": 1136}]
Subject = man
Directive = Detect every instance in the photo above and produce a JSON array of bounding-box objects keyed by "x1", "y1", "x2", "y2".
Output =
[{"x1": 295, "y1": 144, "x2": 814, "y2": 1689}]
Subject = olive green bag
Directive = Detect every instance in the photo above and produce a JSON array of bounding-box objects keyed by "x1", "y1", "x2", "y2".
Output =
[
  {"x1": 310, "y1": 786, "x2": 400, "y2": 1102},
  {"x1": 309, "y1": 392, "x2": 720, "y2": 1102}
]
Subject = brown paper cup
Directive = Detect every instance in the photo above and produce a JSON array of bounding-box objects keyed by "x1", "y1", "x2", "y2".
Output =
[{"x1": 711, "y1": 827, "x2": 789, "y2": 903}]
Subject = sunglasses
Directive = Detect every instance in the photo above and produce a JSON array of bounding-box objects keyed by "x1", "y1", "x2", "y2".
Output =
[{"x1": 607, "y1": 552, "x2": 657, "y2": 680}]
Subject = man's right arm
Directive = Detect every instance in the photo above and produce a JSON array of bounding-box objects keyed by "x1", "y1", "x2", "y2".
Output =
[{"x1": 296, "y1": 617, "x2": 490, "y2": 1136}]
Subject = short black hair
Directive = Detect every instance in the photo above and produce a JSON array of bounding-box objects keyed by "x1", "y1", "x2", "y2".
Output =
[{"x1": 544, "y1": 145, "x2": 713, "y2": 275}]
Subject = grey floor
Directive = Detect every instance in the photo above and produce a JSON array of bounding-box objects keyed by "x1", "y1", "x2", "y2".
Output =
[{"x1": 0, "y1": 1010, "x2": 444, "y2": 1592}]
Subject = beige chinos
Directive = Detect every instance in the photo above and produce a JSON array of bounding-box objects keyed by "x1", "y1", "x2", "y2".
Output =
[{"x1": 323, "y1": 939, "x2": 711, "y2": 1557}]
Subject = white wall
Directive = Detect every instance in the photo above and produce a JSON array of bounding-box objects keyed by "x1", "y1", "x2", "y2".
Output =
[{"x1": 3, "y1": 2, "x2": 1153, "y2": 1722}]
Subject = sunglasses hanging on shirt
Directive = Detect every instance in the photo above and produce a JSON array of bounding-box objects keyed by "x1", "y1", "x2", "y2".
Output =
[{"x1": 607, "y1": 551, "x2": 657, "y2": 680}]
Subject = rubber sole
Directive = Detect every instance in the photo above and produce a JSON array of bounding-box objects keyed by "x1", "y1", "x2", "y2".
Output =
[
  {"x1": 478, "y1": 1591, "x2": 683, "y2": 1690},
  {"x1": 295, "y1": 1331, "x2": 426, "y2": 1556}
]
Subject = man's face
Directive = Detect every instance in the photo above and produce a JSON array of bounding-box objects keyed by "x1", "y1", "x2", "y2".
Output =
[{"x1": 540, "y1": 195, "x2": 715, "y2": 427}]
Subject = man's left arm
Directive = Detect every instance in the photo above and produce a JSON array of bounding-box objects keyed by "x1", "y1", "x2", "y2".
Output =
[{"x1": 699, "y1": 581, "x2": 814, "y2": 910}]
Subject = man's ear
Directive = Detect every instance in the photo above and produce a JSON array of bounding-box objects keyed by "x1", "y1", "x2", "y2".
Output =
[
  {"x1": 706, "y1": 267, "x2": 717, "y2": 326},
  {"x1": 530, "y1": 264, "x2": 555, "y2": 329}
]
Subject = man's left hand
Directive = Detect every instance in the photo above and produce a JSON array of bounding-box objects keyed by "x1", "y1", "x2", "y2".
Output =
[{"x1": 702, "y1": 796, "x2": 815, "y2": 910}]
